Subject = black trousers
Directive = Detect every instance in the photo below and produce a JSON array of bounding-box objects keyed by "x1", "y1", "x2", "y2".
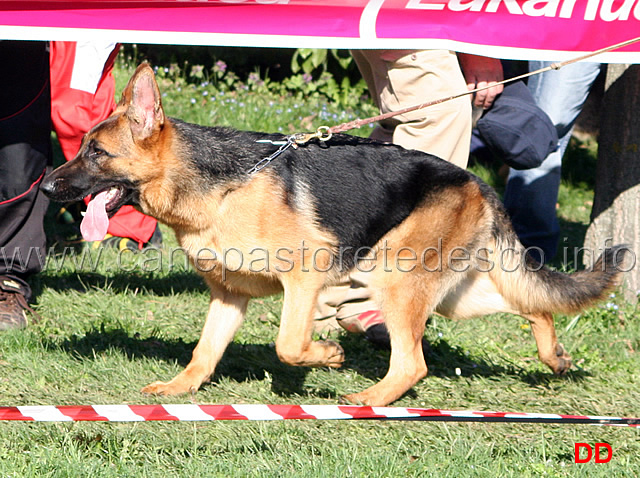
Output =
[{"x1": 0, "y1": 41, "x2": 52, "y2": 284}]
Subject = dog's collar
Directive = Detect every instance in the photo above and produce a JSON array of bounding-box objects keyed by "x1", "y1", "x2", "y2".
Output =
[{"x1": 248, "y1": 136, "x2": 298, "y2": 175}]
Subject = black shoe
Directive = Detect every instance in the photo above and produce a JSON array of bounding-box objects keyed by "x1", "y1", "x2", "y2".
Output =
[
  {"x1": 146, "y1": 223, "x2": 163, "y2": 249},
  {"x1": 364, "y1": 323, "x2": 431, "y2": 358}
]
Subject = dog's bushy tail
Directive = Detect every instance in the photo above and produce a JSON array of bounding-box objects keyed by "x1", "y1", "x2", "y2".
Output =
[{"x1": 492, "y1": 242, "x2": 630, "y2": 315}]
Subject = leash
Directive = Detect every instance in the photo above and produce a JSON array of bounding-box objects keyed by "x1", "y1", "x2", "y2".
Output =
[
  {"x1": 249, "y1": 36, "x2": 640, "y2": 174},
  {"x1": 328, "y1": 35, "x2": 640, "y2": 135}
]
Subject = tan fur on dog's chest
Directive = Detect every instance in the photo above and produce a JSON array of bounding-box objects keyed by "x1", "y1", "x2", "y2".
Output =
[{"x1": 167, "y1": 171, "x2": 338, "y2": 293}]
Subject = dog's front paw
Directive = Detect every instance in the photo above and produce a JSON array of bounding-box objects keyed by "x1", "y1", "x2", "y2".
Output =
[
  {"x1": 277, "y1": 339, "x2": 345, "y2": 368},
  {"x1": 553, "y1": 343, "x2": 572, "y2": 375},
  {"x1": 340, "y1": 392, "x2": 375, "y2": 406},
  {"x1": 141, "y1": 380, "x2": 199, "y2": 396},
  {"x1": 324, "y1": 339, "x2": 345, "y2": 368}
]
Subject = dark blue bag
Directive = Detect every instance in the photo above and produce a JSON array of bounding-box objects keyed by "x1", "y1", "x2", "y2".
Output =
[{"x1": 475, "y1": 80, "x2": 558, "y2": 170}]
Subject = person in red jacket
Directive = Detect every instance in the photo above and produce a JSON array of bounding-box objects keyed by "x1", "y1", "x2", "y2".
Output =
[
  {"x1": 50, "y1": 41, "x2": 161, "y2": 251},
  {"x1": 0, "y1": 41, "x2": 162, "y2": 331}
]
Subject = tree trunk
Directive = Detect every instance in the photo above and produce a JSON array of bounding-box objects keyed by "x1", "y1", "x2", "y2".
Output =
[{"x1": 584, "y1": 64, "x2": 640, "y2": 302}]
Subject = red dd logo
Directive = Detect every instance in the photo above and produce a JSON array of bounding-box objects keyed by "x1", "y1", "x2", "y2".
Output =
[{"x1": 574, "y1": 443, "x2": 613, "y2": 463}]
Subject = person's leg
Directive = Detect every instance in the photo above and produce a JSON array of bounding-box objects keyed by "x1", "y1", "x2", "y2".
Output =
[
  {"x1": 0, "y1": 41, "x2": 52, "y2": 329},
  {"x1": 383, "y1": 49, "x2": 471, "y2": 168},
  {"x1": 317, "y1": 50, "x2": 470, "y2": 347},
  {"x1": 350, "y1": 49, "x2": 395, "y2": 143},
  {"x1": 503, "y1": 61, "x2": 603, "y2": 262},
  {"x1": 353, "y1": 49, "x2": 471, "y2": 168},
  {"x1": 314, "y1": 51, "x2": 383, "y2": 337}
]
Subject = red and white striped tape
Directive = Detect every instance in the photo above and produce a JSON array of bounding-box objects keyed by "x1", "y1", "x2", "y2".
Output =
[{"x1": 1, "y1": 404, "x2": 639, "y2": 426}]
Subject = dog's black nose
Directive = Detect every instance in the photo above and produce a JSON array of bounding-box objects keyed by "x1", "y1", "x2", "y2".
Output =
[{"x1": 40, "y1": 176, "x2": 58, "y2": 198}]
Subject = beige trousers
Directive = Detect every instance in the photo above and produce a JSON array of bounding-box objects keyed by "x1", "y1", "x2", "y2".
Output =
[{"x1": 351, "y1": 49, "x2": 471, "y2": 168}]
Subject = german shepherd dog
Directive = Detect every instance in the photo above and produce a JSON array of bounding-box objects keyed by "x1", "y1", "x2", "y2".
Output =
[{"x1": 41, "y1": 64, "x2": 626, "y2": 406}]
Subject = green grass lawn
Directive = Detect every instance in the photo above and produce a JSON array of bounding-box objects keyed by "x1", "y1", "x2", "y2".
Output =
[{"x1": 1, "y1": 53, "x2": 639, "y2": 477}]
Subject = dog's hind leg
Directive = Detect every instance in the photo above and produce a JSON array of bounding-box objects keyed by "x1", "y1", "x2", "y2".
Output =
[
  {"x1": 522, "y1": 312, "x2": 572, "y2": 375},
  {"x1": 275, "y1": 273, "x2": 345, "y2": 368},
  {"x1": 141, "y1": 284, "x2": 249, "y2": 396},
  {"x1": 342, "y1": 278, "x2": 431, "y2": 406}
]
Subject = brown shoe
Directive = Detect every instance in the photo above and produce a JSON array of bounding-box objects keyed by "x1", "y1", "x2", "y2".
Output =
[{"x1": 0, "y1": 276, "x2": 33, "y2": 331}]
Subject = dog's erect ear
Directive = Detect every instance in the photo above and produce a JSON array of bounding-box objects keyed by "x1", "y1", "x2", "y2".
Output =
[{"x1": 121, "y1": 63, "x2": 165, "y2": 142}]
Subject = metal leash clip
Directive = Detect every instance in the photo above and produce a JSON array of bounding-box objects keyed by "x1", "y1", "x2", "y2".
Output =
[
  {"x1": 292, "y1": 126, "x2": 332, "y2": 145},
  {"x1": 249, "y1": 126, "x2": 332, "y2": 174}
]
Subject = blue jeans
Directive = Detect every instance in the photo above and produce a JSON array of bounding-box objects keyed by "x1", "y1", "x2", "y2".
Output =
[{"x1": 503, "y1": 61, "x2": 603, "y2": 263}]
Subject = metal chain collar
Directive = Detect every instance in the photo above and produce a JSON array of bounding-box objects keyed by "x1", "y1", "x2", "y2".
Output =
[{"x1": 248, "y1": 126, "x2": 332, "y2": 174}]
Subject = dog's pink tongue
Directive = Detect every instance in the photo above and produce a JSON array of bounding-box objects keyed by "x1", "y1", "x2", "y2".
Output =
[{"x1": 80, "y1": 191, "x2": 110, "y2": 241}]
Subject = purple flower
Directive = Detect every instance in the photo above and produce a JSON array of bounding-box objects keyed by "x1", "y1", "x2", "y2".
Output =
[
  {"x1": 302, "y1": 73, "x2": 313, "y2": 84},
  {"x1": 214, "y1": 60, "x2": 227, "y2": 73},
  {"x1": 190, "y1": 65, "x2": 204, "y2": 77}
]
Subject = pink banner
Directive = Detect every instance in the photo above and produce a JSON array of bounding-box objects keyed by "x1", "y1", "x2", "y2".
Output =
[{"x1": 1, "y1": 0, "x2": 640, "y2": 62}]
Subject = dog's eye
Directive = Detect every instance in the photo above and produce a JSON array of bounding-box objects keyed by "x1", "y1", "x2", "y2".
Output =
[{"x1": 89, "y1": 146, "x2": 106, "y2": 159}]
